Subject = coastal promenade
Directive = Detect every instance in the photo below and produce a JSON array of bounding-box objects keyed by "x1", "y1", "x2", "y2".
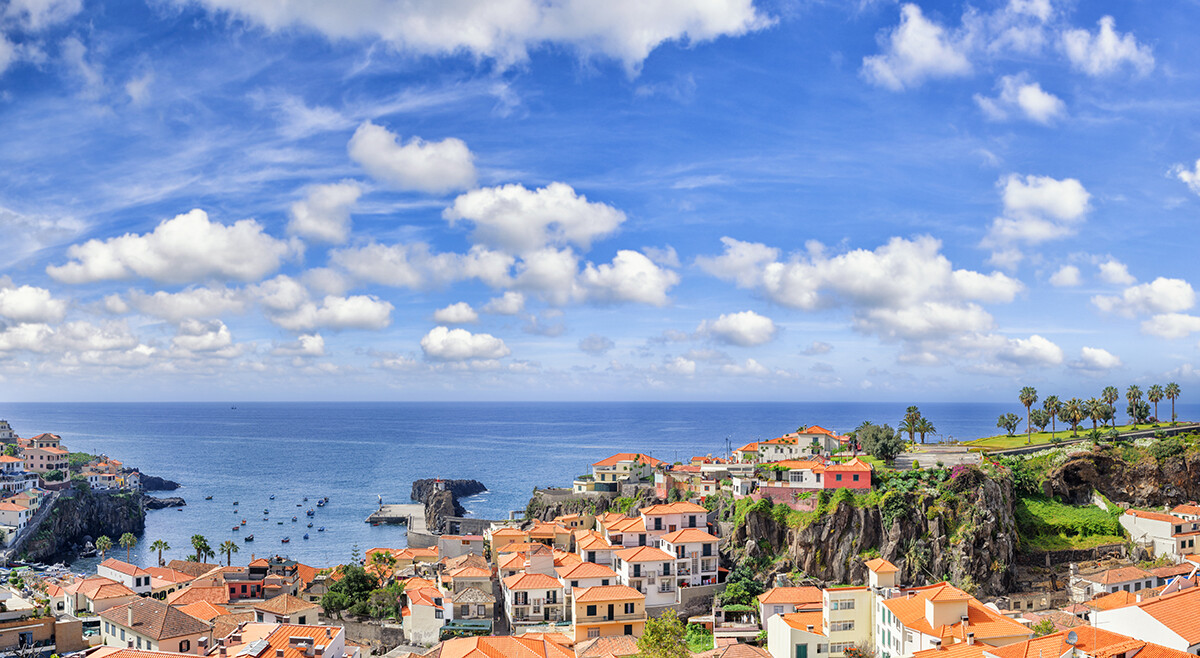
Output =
[{"x1": 365, "y1": 503, "x2": 427, "y2": 535}]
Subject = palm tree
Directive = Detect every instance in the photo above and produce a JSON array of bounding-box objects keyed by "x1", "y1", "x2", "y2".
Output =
[
  {"x1": 1043, "y1": 396, "x2": 1061, "y2": 440},
  {"x1": 898, "y1": 417, "x2": 917, "y2": 444},
  {"x1": 1019, "y1": 387, "x2": 1038, "y2": 444},
  {"x1": 150, "y1": 540, "x2": 170, "y2": 567},
  {"x1": 220, "y1": 540, "x2": 239, "y2": 566},
  {"x1": 1102, "y1": 386, "x2": 1119, "y2": 425},
  {"x1": 1063, "y1": 398, "x2": 1085, "y2": 437},
  {"x1": 95, "y1": 535, "x2": 112, "y2": 558},
  {"x1": 119, "y1": 533, "x2": 137, "y2": 562},
  {"x1": 1127, "y1": 385, "x2": 1144, "y2": 427},
  {"x1": 190, "y1": 534, "x2": 211, "y2": 563},
  {"x1": 1148, "y1": 384, "x2": 1164, "y2": 423},
  {"x1": 1166, "y1": 382, "x2": 1182, "y2": 425},
  {"x1": 1086, "y1": 398, "x2": 1105, "y2": 431},
  {"x1": 914, "y1": 417, "x2": 936, "y2": 443}
]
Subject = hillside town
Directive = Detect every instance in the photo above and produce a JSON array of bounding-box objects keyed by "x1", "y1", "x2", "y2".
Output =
[{"x1": 0, "y1": 416, "x2": 1199, "y2": 658}]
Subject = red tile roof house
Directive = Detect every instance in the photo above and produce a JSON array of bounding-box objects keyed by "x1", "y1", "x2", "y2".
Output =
[
  {"x1": 755, "y1": 458, "x2": 873, "y2": 507},
  {"x1": 1120, "y1": 509, "x2": 1200, "y2": 562},
  {"x1": 574, "y1": 453, "x2": 665, "y2": 494}
]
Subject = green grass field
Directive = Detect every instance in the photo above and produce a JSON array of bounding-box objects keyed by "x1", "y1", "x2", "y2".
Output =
[
  {"x1": 964, "y1": 422, "x2": 1177, "y2": 450},
  {"x1": 1015, "y1": 494, "x2": 1126, "y2": 552}
]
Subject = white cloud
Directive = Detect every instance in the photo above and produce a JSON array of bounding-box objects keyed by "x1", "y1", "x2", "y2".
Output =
[
  {"x1": 287, "y1": 180, "x2": 363, "y2": 244},
  {"x1": 347, "y1": 122, "x2": 476, "y2": 195},
  {"x1": 720, "y1": 358, "x2": 770, "y2": 376},
  {"x1": 171, "y1": 319, "x2": 234, "y2": 353},
  {"x1": 802, "y1": 341, "x2": 832, "y2": 356},
  {"x1": 663, "y1": 356, "x2": 696, "y2": 376},
  {"x1": 60, "y1": 36, "x2": 103, "y2": 98},
  {"x1": 1092, "y1": 278, "x2": 1196, "y2": 318},
  {"x1": 0, "y1": 283, "x2": 67, "y2": 324},
  {"x1": 1142, "y1": 314, "x2": 1200, "y2": 340},
  {"x1": 420, "y1": 326, "x2": 510, "y2": 361},
  {"x1": 482, "y1": 291, "x2": 525, "y2": 315},
  {"x1": 982, "y1": 174, "x2": 1091, "y2": 256},
  {"x1": 1049, "y1": 265, "x2": 1082, "y2": 287},
  {"x1": 1071, "y1": 346, "x2": 1122, "y2": 371},
  {"x1": 432, "y1": 302, "x2": 479, "y2": 324},
  {"x1": 125, "y1": 72, "x2": 153, "y2": 105},
  {"x1": 579, "y1": 250, "x2": 679, "y2": 307},
  {"x1": 47, "y1": 209, "x2": 298, "y2": 284},
  {"x1": 0, "y1": 206, "x2": 87, "y2": 259},
  {"x1": 331, "y1": 242, "x2": 513, "y2": 290},
  {"x1": 271, "y1": 334, "x2": 325, "y2": 357},
  {"x1": 1061, "y1": 16, "x2": 1154, "y2": 77},
  {"x1": 4, "y1": 0, "x2": 83, "y2": 30},
  {"x1": 861, "y1": 4, "x2": 971, "y2": 91},
  {"x1": 579, "y1": 334, "x2": 615, "y2": 356},
  {"x1": 126, "y1": 287, "x2": 248, "y2": 323},
  {"x1": 270, "y1": 295, "x2": 394, "y2": 332},
  {"x1": 445, "y1": 182, "x2": 625, "y2": 254},
  {"x1": 642, "y1": 245, "x2": 681, "y2": 268},
  {"x1": 1097, "y1": 259, "x2": 1136, "y2": 286},
  {"x1": 0, "y1": 35, "x2": 15, "y2": 76},
  {"x1": 699, "y1": 310, "x2": 777, "y2": 347},
  {"x1": 997, "y1": 334, "x2": 1063, "y2": 366},
  {"x1": 170, "y1": 0, "x2": 772, "y2": 75},
  {"x1": 1172, "y1": 159, "x2": 1200, "y2": 196},
  {"x1": 973, "y1": 73, "x2": 1065, "y2": 124}
]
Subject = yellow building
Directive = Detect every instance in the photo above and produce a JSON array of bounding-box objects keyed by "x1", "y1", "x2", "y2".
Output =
[{"x1": 571, "y1": 585, "x2": 646, "y2": 643}]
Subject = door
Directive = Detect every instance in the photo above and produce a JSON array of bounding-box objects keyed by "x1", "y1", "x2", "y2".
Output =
[
  {"x1": 607, "y1": 604, "x2": 614, "y2": 620},
  {"x1": 796, "y1": 645, "x2": 808, "y2": 658}
]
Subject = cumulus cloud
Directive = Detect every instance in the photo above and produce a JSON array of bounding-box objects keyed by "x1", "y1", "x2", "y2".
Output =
[
  {"x1": 331, "y1": 242, "x2": 513, "y2": 290},
  {"x1": 1172, "y1": 159, "x2": 1200, "y2": 196},
  {"x1": 171, "y1": 319, "x2": 234, "y2": 353},
  {"x1": 1061, "y1": 16, "x2": 1154, "y2": 77},
  {"x1": 579, "y1": 250, "x2": 679, "y2": 307},
  {"x1": 802, "y1": 341, "x2": 833, "y2": 356},
  {"x1": 432, "y1": 302, "x2": 478, "y2": 324},
  {"x1": 270, "y1": 294, "x2": 394, "y2": 332},
  {"x1": 420, "y1": 326, "x2": 510, "y2": 361},
  {"x1": 861, "y1": 4, "x2": 971, "y2": 91},
  {"x1": 445, "y1": 182, "x2": 625, "y2": 254},
  {"x1": 1097, "y1": 259, "x2": 1136, "y2": 286},
  {"x1": 0, "y1": 283, "x2": 68, "y2": 324},
  {"x1": 982, "y1": 174, "x2": 1090, "y2": 261},
  {"x1": 125, "y1": 287, "x2": 248, "y2": 323},
  {"x1": 720, "y1": 358, "x2": 770, "y2": 376},
  {"x1": 1092, "y1": 278, "x2": 1195, "y2": 318},
  {"x1": 1070, "y1": 346, "x2": 1122, "y2": 372},
  {"x1": 1049, "y1": 265, "x2": 1082, "y2": 287},
  {"x1": 271, "y1": 334, "x2": 325, "y2": 357},
  {"x1": 169, "y1": 0, "x2": 772, "y2": 75},
  {"x1": 482, "y1": 291, "x2": 525, "y2": 315},
  {"x1": 698, "y1": 310, "x2": 777, "y2": 347},
  {"x1": 287, "y1": 181, "x2": 363, "y2": 244},
  {"x1": 1142, "y1": 314, "x2": 1200, "y2": 340},
  {"x1": 579, "y1": 334, "x2": 615, "y2": 356},
  {"x1": 47, "y1": 209, "x2": 298, "y2": 284},
  {"x1": 974, "y1": 73, "x2": 1065, "y2": 124},
  {"x1": 348, "y1": 122, "x2": 475, "y2": 194},
  {"x1": 663, "y1": 356, "x2": 696, "y2": 376}
]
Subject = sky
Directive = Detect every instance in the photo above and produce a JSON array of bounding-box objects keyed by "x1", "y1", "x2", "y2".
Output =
[{"x1": 0, "y1": 0, "x2": 1198, "y2": 402}]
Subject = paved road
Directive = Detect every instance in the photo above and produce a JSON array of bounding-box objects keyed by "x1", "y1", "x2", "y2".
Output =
[{"x1": 894, "y1": 446, "x2": 981, "y2": 469}]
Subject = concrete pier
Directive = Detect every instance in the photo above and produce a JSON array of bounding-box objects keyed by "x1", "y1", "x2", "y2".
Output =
[{"x1": 365, "y1": 503, "x2": 428, "y2": 534}]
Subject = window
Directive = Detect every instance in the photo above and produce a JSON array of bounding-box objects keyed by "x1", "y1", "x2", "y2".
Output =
[
  {"x1": 121, "y1": 630, "x2": 126, "y2": 641},
  {"x1": 853, "y1": 474, "x2": 860, "y2": 482},
  {"x1": 179, "y1": 641, "x2": 190, "y2": 652},
  {"x1": 624, "y1": 602, "x2": 635, "y2": 614},
  {"x1": 602, "y1": 579, "x2": 610, "y2": 586},
  {"x1": 571, "y1": 580, "x2": 579, "y2": 588},
  {"x1": 830, "y1": 599, "x2": 854, "y2": 611},
  {"x1": 836, "y1": 474, "x2": 843, "y2": 481},
  {"x1": 588, "y1": 628, "x2": 600, "y2": 638},
  {"x1": 774, "y1": 605, "x2": 784, "y2": 615},
  {"x1": 298, "y1": 615, "x2": 306, "y2": 624},
  {"x1": 624, "y1": 624, "x2": 633, "y2": 635},
  {"x1": 435, "y1": 609, "x2": 444, "y2": 619},
  {"x1": 587, "y1": 605, "x2": 597, "y2": 616},
  {"x1": 703, "y1": 543, "x2": 712, "y2": 557},
  {"x1": 830, "y1": 621, "x2": 855, "y2": 632}
]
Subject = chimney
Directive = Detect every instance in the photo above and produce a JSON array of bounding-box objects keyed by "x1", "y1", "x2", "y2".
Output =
[
  {"x1": 199, "y1": 638, "x2": 209, "y2": 650},
  {"x1": 325, "y1": 629, "x2": 332, "y2": 639},
  {"x1": 932, "y1": 639, "x2": 942, "y2": 650},
  {"x1": 315, "y1": 647, "x2": 324, "y2": 657},
  {"x1": 807, "y1": 625, "x2": 815, "y2": 632},
  {"x1": 276, "y1": 650, "x2": 284, "y2": 657},
  {"x1": 219, "y1": 648, "x2": 227, "y2": 657},
  {"x1": 907, "y1": 591, "x2": 916, "y2": 599},
  {"x1": 127, "y1": 605, "x2": 134, "y2": 627},
  {"x1": 968, "y1": 633, "x2": 975, "y2": 646},
  {"x1": 232, "y1": 632, "x2": 242, "y2": 643}
]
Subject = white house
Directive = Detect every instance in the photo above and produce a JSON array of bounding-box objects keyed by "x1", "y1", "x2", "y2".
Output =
[
  {"x1": 98, "y1": 558, "x2": 154, "y2": 596},
  {"x1": 1120, "y1": 510, "x2": 1200, "y2": 561},
  {"x1": 758, "y1": 586, "x2": 823, "y2": 623},
  {"x1": 0, "y1": 502, "x2": 30, "y2": 533},
  {"x1": 612, "y1": 546, "x2": 677, "y2": 607},
  {"x1": 640, "y1": 502, "x2": 708, "y2": 541},
  {"x1": 501, "y1": 572, "x2": 566, "y2": 631},
  {"x1": 1069, "y1": 566, "x2": 1155, "y2": 602},
  {"x1": 557, "y1": 562, "x2": 619, "y2": 607},
  {"x1": 659, "y1": 528, "x2": 720, "y2": 587},
  {"x1": 768, "y1": 610, "x2": 827, "y2": 658},
  {"x1": 875, "y1": 583, "x2": 1032, "y2": 658},
  {"x1": 822, "y1": 586, "x2": 875, "y2": 656},
  {"x1": 98, "y1": 598, "x2": 211, "y2": 653},
  {"x1": 1095, "y1": 585, "x2": 1200, "y2": 653}
]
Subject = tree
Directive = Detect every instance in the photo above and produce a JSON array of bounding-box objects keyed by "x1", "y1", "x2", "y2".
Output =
[
  {"x1": 1166, "y1": 382, "x2": 1182, "y2": 424},
  {"x1": 220, "y1": 540, "x2": 239, "y2": 566},
  {"x1": 1086, "y1": 398, "x2": 1104, "y2": 431},
  {"x1": 190, "y1": 535, "x2": 211, "y2": 563},
  {"x1": 1062, "y1": 398, "x2": 1085, "y2": 437},
  {"x1": 1148, "y1": 384, "x2": 1164, "y2": 422},
  {"x1": 1101, "y1": 386, "x2": 1119, "y2": 425},
  {"x1": 1, "y1": 445, "x2": 17, "y2": 457},
  {"x1": 1043, "y1": 396, "x2": 1061, "y2": 440},
  {"x1": 1031, "y1": 619, "x2": 1056, "y2": 637},
  {"x1": 637, "y1": 611, "x2": 690, "y2": 658},
  {"x1": 1127, "y1": 385, "x2": 1144, "y2": 426},
  {"x1": 996, "y1": 413, "x2": 1020, "y2": 437},
  {"x1": 150, "y1": 540, "x2": 169, "y2": 567},
  {"x1": 720, "y1": 561, "x2": 765, "y2": 607},
  {"x1": 899, "y1": 406, "x2": 921, "y2": 443},
  {"x1": 914, "y1": 417, "x2": 936, "y2": 443},
  {"x1": 859, "y1": 422, "x2": 904, "y2": 464},
  {"x1": 95, "y1": 535, "x2": 112, "y2": 558},
  {"x1": 1029, "y1": 409, "x2": 1049, "y2": 434},
  {"x1": 42, "y1": 469, "x2": 65, "y2": 482},
  {"x1": 1019, "y1": 387, "x2": 1038, "y2": 444},
  {"x1": 369, "y1": 551, "x2": 397, "y2": 580},
  {"x1": 119, "y1": 533, "x2": 137, "y2": 562}
]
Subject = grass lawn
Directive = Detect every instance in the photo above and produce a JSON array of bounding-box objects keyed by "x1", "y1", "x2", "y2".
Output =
[
  {"x1": 964, "y1": 422, "x2": 1180, "y2": 450},
  {"x1": 1021, "y1": 533, "x2": 1128, "y2": 551},
  {"x1": 1015, "y1": 494, "x2": 1126, "y2": 552}
]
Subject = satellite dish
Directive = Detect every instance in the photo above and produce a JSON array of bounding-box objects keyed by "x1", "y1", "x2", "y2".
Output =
[{"x1": 1067, "y1": 631, "x2": 1078, "y2": 646}]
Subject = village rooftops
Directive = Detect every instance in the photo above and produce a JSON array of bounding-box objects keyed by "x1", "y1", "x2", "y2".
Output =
[
  {"x1": 65, "y1": 576, "x2": 137, "y2": 600},
  {"x1": 640, "y1": 501, "x2": 708, "y2": 515},
  {"x1": 101, "y1": 558, "x2": 151, "y2": 577},
  {"x1": 1126, "y1": 584, "x2": 1200, "y2": 644},
  {"x1": 575, "y1": 635, "x2": 640, "y2": 657},
  {"x1": 605, "y1": 517, "x2": 647, "y2": 533},
  {"x1": 555, "y1": 562, "x2": 618, "y2": 580},
  {"x1": 779, "y1": 610, "x2": 824, "y2": 634},
  {"x1": 99, "y1": 598, "x2": 211, "y2": 640},
  {"x1": 758, "y1": 586, "x2": 823, "y2": 607},
  {"x1": 660, "y1": 528, "x2": 718, "y2": 544},
  {"x1": 175, "y1": 600, "x2": 229, "y2": 622},
  {"x1": 882, "y1": 582, "x2": 1030, "y2": 642},
  {"x1": 592, "y1": 453, "x2": 665, "y2": 468},
  {"x1": 913, "y1": 643, "x2": 987, "y2": 658},
  {"x1": 1173, "y1": 504, "x2": 1200, "y2": 517},
  {"x1": 1125, "y1": 509, "x2": 1186, "y2": 524},
  {"x1": 1087, "y1": 590, "x2": 1155, "y2": 611},
  {"x1": 613, "y1": 546, "x2": 675, "y2": 563},
  {"x1": 502, "y1": 572, "x2": 562, "y2": 591},
  {"x1": 423, "y1": 635, "x2": 574, "y2": 658},
  {"x1": 985, "y1": 627, "x2": 1191, "y2": 658},
  {"x1": 252, "y1": 594, "x2": 313, "y2": 616},
  {"x1": 865, "y1": 557, "x2": 900, "y2": 573}
]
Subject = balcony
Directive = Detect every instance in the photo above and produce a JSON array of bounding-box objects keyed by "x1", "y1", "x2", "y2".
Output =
[{"x1": 580, "y1": 612, "x2": 644, "y2": 623}]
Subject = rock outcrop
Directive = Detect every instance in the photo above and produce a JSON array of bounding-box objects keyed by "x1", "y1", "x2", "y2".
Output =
[
  {"x1": 1042, "y1": 448, "x2": 1200, "y2": 507},
  {"x1": 730, "y1": 473, "x2": 1018, "y2": 596},
  {"x1": 411, "y1": 479, "x2": 487, "y2": 530},
  {"x1": 139, "y1": 474, "x2": 181, "y2": 491},
  {"x1": 142, "y1": 495, "x2": 186, "y2": 510},
  {"x1": 23, "y1": 487, "x2": 145, "y2": 563}
]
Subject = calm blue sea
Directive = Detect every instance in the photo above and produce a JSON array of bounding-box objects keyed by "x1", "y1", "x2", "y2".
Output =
[{"x1": 0, "y1": 401, "x2": 1193, "y2": 571}]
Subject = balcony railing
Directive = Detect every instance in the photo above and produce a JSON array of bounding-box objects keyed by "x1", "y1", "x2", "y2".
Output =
[{"x1": 580, "y1": 612, "x2": 643, "y2": 623}]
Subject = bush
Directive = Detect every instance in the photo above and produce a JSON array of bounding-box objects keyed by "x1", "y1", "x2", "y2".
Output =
[
  {"x1": 613, "y1": 497, "x2": 636, "y2": 514},
  {"x1": 1150, "y1": 435, "x2": 1186, "y2": 462}
]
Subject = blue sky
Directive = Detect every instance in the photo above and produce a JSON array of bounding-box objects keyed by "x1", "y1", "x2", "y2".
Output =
[{"x1": 0, "y1": 0, "x2": 1198, "y2": 402}]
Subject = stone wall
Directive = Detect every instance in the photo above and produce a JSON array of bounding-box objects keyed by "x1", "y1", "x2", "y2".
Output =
[{"x1": 329, "y1": 618, "x2": 406, "y2": 652}]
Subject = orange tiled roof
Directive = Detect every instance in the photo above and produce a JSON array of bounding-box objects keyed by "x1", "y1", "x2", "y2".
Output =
[
  {"x1": 1087, "y1": 590, "x2": 1141, "y2": 611},
  {"x1": 252, "y1": 594, "x2": 315, "y2": 615},
  {"x1": 573, "y1": 585, "x2": 643, "y2": 603},
  {"x1": 503, "y1": 572, "x2": 563, "y2": 591},
  {"x1": 429, "y1": 635, "x2": 574, "y2": 658},
  {"x1": 780, "y1": 611, "x2": 824, "y2": 634},
  {"x1": 175, "y1": 600, "x2": 229, "y2": 622},
  {"x1": 166, "y1": 585, "x2": 230, "y2": 606},
  {"x1": 913, "y1": 644, "x2": 986, "y2": 658},
  {"x1": 737, "y1": 443, "x2": 759, "y2": 453},
  {"x1": 450, "y1": 566, "x2": 492, "y2": 580},
  {"x1": 592, "y1": 453, "x2": 665, "y2": 468},
  {"x1": 575, "y1": 531, "x2": 614, "y2": 552},
  {"x1": 491, "y1": 527, "x2": 529, "y2": 537},
  {"x1": 99, "y1": 598, "x2": 211, "y2": 640},
  {"x1": 552, "y1": 549, "x2": 582, "y2": 567},
  {"x1": 499, "y1": 552, "x2": 525, "y2": 570},
  {"x1": 606, "y1": 517, "x2": 646, "y2": 534},
  {"x1": 575, "y1": 634, "x2": 640, "y2": 657},
  {"x1": 866, "y1": 558, "x2": 900, "y2": 573},
  {"x1": 1172, "y1": 504, "x2": 1200, "y2": 517},
  {"x1": 100, "y1": 558, "x2": 150, "y2": 577},
  {"x1": 758, "y1": 586, "x2": 823, "y2": 606},
  {"x1": 1126, "y1": 509, "x2": 1185, "y2": 524},
  {"x1": 660, "y1": 528, "x2": 718, "y2": 544},
  {"x1": 555, "y1": 562, "x2": 618, "y2": 580},
  {"x1": 264, "y1": 624, "x2": 345, "y2": 658},
  {"x1": 826, "y1": 458, "x2": 873, "y2": 472},
  {"x1": 1079, "y1": 566, "x2": 1152, "y2": 585},
  {"x1": 882, "y1": 583, "x2": 1030, "y2": 643},
  {"x1": 986, "y1": 628, "x2": 1164, "y2": 658},
  {"x1": 1133, "y1": 585, "x2": 1200, "y2": 643},
  {"x1": 407, "y1": 587, "x2": 444, "y2": 609},
  {"x1": 640, "y1": 501, "x2": 708, "y2": 515},
  {"x1": 613, "y1": 546, "x2": 674, "y2": 563}
]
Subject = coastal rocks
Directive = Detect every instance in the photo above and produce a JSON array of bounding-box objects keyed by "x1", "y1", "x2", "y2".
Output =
[
  {"x1": 1042, "y1": 448, "x2": 1200, "y2": 507},
  {"x1": 730, "y1": 474, "x2": 1018, "y2": 596},
  {"x1": 142, "y1": 495, "x2": 186, "y2": 510},
  {"x1": 23, "y1": 486, "x2": 145, "y2": 563},
  {"x1": 139, "y1": 474, "x2": 181, "y2": 491},
  {"x1": 410, "y1": 479, "x2": 487, "y2": 504},
  {"x1": 410, "y1": 479, "x2": 487, "y2": 532}
]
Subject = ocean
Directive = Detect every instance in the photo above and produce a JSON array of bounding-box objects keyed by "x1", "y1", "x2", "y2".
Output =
[{"x1": 0, "y1": 401, "x2": 1191, "y2": 571}]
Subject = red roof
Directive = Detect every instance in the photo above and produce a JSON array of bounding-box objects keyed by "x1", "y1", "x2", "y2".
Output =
[{"x1": 592, "y1": 453, "x2": 665, "y2": 468}]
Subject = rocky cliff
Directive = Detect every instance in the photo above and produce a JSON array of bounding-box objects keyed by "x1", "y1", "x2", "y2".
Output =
[
  {"x1": 23, "y1": 488, "x2": 146, "y2": 563},
  {"x1": 730, "y1": 472, "x2": 1017, "y2": 596},
  {"x1": 139, "y1": 474, "x2": 181, "y2": 491},
  {"x1": 143, "y1": 495, "x2": 186, "y2": 510},
  {"x1": 1042, "y1": 448, "x2": 1200, "y2": 507},
  {"x1": 411, "y1": 479, "x2": 487, "y2": 531}
]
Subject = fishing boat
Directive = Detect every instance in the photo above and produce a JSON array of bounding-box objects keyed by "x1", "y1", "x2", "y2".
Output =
[
  {"x1": 205, "y1": 495, "x2": 213, "y2": 500},
  {"x1": 317, "y1": 526, "x2": 325, "y2": 532},
  {"x1": 296, "y1": 503, "x2": 301, "y2": 507},
  {"x1": 269, "y1": 495, "x2": 275, "y2": 500},
  {"x1": 303, "y1": 533, "x2": 309, "y2": 540},
  {"x1": 232, "y1": 526, "x2": 239, "y2": 531},
  {"x1": 241, "y1": 519, "x2": 246, "y2": 525},
  {"x1": 277, "y1": 521, "x2": 283, "y2": 525},
  {"x1": 302, "y1": 497, "x2": 308, "y2": 502},
  {"x1": 291, "y1": 516, "x2": 297, "y2": 522},
  {"x1": 263, "y1": 508, "x2": 269, "y2": 515},
  {"x1": 233, "y1": 501, "x2": 238, "y2": 505},
  {"x1": 244, "y1": 535, "x2": 254, "y2": 541},
  {"x1": 306, "y1": 509, "x2": 315, "y2": 516},
  {"x1": 281, "y1": 537, "x2": 290, "y2": 543},
  {"x1": 306, "y1": 522, "x2": 313, "y2": 528}
]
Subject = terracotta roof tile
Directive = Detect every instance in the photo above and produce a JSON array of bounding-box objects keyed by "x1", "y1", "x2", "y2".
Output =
[
  {"x1": 613, "y1": 546, "x2": 674, "y2": 563},
  {"x1": 99, "y1": 598, "x2": 211, "y2": 640},
  {"x1": 660, "y1": 528, "x2": 718, "y2": 544},
  {"x1": 780, "y1": 610, "x2": 824, "y2": 634},
  {"x1": 572, "y1": 585, "x2": 643, "y2": 603},
  {"x1": 758, "y1": 586, "x2": 823, "y2": 607},
  {"x1": 503, "y1": 572, "x2": 563, "y2": 591}
]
